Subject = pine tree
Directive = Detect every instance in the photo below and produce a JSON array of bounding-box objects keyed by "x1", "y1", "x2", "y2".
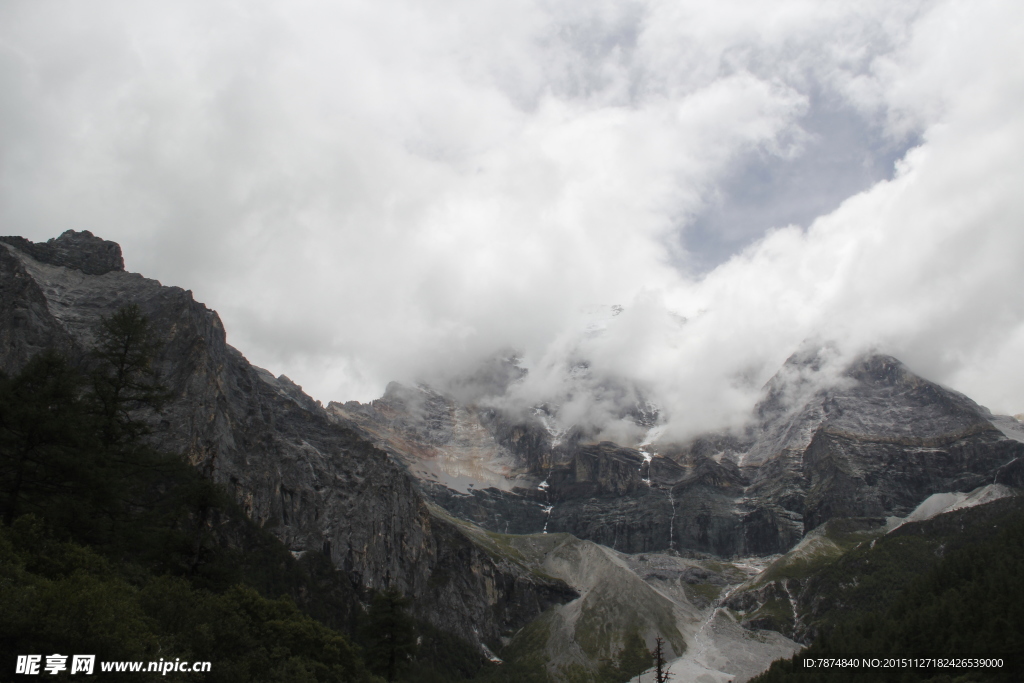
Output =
[
  {"x1": 617, "y1": 630, "x2": 655, "y2": 680},
  {"x1": 652, "y1": 636, "x2": 672, "y2": 683},
  {"x1": 361, "y1": 588, "x2": 418, "y2": 681},
  {"x1": 89, "y1": 303, "x2": 170, "y2": 450},
  {"x1": 0, "y1": 350, "x2": 91, "y2": 525},
  {"x1": 1, "y1": 305, "x2": 173, "y2": 544}
]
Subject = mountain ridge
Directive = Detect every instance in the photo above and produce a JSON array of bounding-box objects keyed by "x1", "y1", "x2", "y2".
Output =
[
  {"x1": 0, "y1": 230, "x2": 578, "y2": 650},
  {"x1": 329, "y1": 346, "x2": 1024, "y2": 558},
  {"x1": 4, "y1": 230, "x2": 1023, "y2": 682}
]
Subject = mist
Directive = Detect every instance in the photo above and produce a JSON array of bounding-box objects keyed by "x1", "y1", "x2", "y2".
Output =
[{"x1": 2, "y1": 0, "x2": 1023, "y2": 441}]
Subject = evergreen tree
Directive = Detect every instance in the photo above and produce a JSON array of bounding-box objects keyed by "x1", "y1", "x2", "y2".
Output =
[
  {"x1": 652, "y1": 636, "x2": 672, "y2": 683},
  {"x1": 0, "y1": 350, "x2": 92, "y2": 525},
  {"x1": 361, "y1": 588, "x2": 418, "y2": 682},
  {"x1": 1, "y1": 305, "x2": 174, "y2": 546},
  {"x1": 85, "y1": 305, "x2": 174, "y2": 547},
  {"x1": 89, "y1": 303, "x2": 170, "y2": 450}
]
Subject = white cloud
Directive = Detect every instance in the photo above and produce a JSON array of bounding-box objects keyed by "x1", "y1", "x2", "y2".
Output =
[{"x1": 2, "y1": 0, "x2": 1022, "y2": 435}]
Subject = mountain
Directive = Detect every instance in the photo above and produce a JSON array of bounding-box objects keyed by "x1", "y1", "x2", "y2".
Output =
[
  {"x1": 328, "y1": 346, "x2": 1024, "y2": 559},
  {"x1": 4, "y1": 230, "x2": 1022, "y2": 682},
  {"x1": 320, "y1": 309, "x2": 1024, "y2": 680},
  {"x1": 0, "y1": 230, "x2": 577, "y2": 651}
]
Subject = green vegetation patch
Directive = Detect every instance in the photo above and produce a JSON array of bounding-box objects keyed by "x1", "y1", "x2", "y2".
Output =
[
  {"x1": 472, "y1": 610, "x2": 554, "y2": 683},
  {"x1": 751, "y1": 500, "x2": 1024, "y2": 682},
  {"x1": 428, "y1": 504, "x2": 565, "y2": 585},
  {"x1": 574, "y1": 581, "x2": 684, "y2": 662},
  {"x1": 753, "y1": 519, "x2": 886, "y2": 588},
  {"x1": 743, "y1": 596, "x2": 794, "y2": 630},
  {"x1": 0, "y1": 517, "x2": 379, "y2": 683},
  {"x1": 685, "y1": 581, "x2": 723, "y2": 603}
]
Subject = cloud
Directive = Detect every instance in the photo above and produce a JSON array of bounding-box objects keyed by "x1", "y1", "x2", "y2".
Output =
[{"x1": 2, "y1": 0, "x2": 1023, "y2": 438}]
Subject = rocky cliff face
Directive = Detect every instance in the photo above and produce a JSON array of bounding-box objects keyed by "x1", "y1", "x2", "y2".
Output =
[
  {"x1": 0, "y1": 231, "x2": 124, "y2": 276},
  {"x1": 329, "y1": 342, "x2": 1024, "y2": 559},
  {"x1": 329, "y1": 382, "x2": 538, "y2": 493},
  {"x1": 598, "y1": 351, "x2": 1021, "y2": 556},
  {"x1": 0, "y1": 231, "x2": 576, "y2": 647},
  {"x1": 735, "y1": 351, "x2": 1021, "y2": 537}
]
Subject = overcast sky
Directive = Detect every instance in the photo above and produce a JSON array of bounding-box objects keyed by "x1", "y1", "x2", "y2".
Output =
[{"x1": 2, "y1": 0, "x2": 1022, "y2": 438}]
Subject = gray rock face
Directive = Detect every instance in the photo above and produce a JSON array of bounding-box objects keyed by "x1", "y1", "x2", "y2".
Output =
[
  {"x1": 0, "y1": 233, "x2": 576, "y2": 646},
  {"x1": 738, "y1": 352, "x2": 1020, "y2": 535},
  {"x1": 333, "y1": 345, "x2": 1024, "y2": 559},
  {"x1": 547, "y1": 441, "x2": 645, "y2": 499},
  {"x1": 329, "y1": 382, "x2": 541, "y2": 494},
  {"x1": 1, "y1": 231, "x2": 124, "y2": 276},
  {"x1": 543, "y1": 452, "x2": 801, "y2": 557},
  {"x1": 0, "y1": 243, "x2": 78, "y2": 369}
]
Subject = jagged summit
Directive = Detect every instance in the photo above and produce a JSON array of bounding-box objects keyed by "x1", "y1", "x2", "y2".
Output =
[
  {"x1": 333, "y1": 345, "x2": 1024, "y2": 558},
  {"x1": 742, "y1": 350, "x2": 999, "y2": 469},
  {"x1": 0, "y1": 230, "x2": 124, "y2": 276}
]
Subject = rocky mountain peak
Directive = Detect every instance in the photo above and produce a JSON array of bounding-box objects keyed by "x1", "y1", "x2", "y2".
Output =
[
  {"x1": 0, "y1": 230, "x2": 124, "y2": 275},
  {"x1": 1, "y1": 230, "x2": 581, "y2": 649}
]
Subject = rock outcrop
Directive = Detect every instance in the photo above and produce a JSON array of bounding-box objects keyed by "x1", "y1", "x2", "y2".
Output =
[
  {"x1": 735, "y1": 351, "x2": 1021, "y2": 537},
  {"x1": 0, "y1": 230, "x2": 124, "y2": 276},
  {"x1": 0, "y1": 231, "x2": 576, "y2": 647},
  {"x1": 329, "y1": 343, "x2": 1024, "y2": 558}
]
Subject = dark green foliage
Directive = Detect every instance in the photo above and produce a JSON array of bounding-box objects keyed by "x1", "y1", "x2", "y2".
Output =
[
  {"x1": 617, "y1": 631, "x2": 654, "y2": 680},
  {"x1": 0, "y1": 307, "x2": 379, "y2": 680},
  {"x1": 0, "y1": 517, "x2": 157, "y2": 674},
  {"x1": 360, "y1": 589, "x2": 419, "y2": 681},
  {"x1": 751, "y1": 506, "x2": 1024, "y2": 683},
  {"x1": 0, "y1": 518, "x2": 381, "y2": 682},
  {"x1": 0, "y1": 350, "x2": 93, "y2": 526},
  {"x1": 795, "y1": 499, "x2": 1024, "y2": 640},
  {"x1": 89, "y1": 303, "x2": 170, "y2": 449},
  {"x1": 401, "y1": 619, "x2": 492, "y2": 682}
]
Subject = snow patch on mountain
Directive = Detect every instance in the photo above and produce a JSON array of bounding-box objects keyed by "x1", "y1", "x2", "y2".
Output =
[{"x1": 890, "y1": 483, "x2": 1016, "y2": 530}]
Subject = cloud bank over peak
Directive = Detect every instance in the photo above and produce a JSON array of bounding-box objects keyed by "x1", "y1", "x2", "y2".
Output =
[{"x1": 2, "y1": 0, "x2": 1023, "y2": 439}]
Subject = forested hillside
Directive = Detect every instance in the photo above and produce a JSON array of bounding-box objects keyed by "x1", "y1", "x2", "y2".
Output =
[
  {"x1": 0, "y1": 306, "x2": 491, "y2": 682},
  {"x1": 751, "y1": 501, "x2": 1024, "y2": 682}
]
